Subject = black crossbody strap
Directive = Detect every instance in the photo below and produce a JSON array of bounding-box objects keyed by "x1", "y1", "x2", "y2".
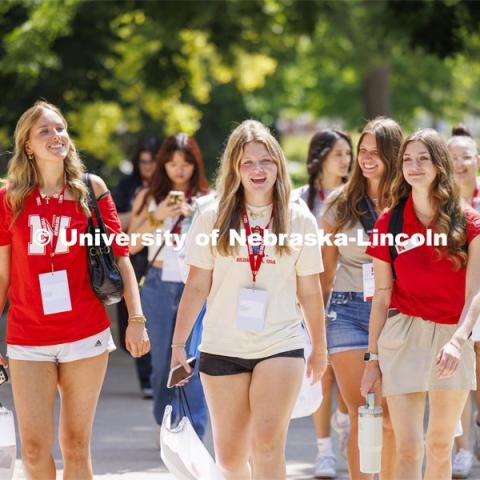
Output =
[
  {"x1": 139, "y1": 215, "x2": 184, "y2": 287},
  {"x1": 387, "y1": 198, "x2": 407, "y2": 280},
  {"x1": 358, "y1": 196, "x2": 378, "y2": 235},
  {"x1": 84, "y1": 173, "x2": 108, "y2": 235}
]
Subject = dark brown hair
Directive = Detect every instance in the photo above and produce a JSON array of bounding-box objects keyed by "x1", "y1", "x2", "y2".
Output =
[
  {"x1": 305, "y1": 129, "x2": 352, "y2": 212},
  {"x1": 138, "y1": 133, "x2": 209, "y2": 213},
  {"x1": 326, "y1": 117, "x2": 403, "y2": 232}
]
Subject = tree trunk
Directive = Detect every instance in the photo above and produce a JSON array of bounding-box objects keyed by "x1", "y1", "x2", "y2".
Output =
[{"x1": 363, "y1": 65, "x2": 390, "y2": 119}]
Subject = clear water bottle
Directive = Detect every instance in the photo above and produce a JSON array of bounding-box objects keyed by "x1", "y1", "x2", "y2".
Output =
[
  {"x1": 358, "y1": 392, "x2": 383, "y2": 474},
  {"x1": 0, "y1": 404, "x2": 16, "y2": 480}
]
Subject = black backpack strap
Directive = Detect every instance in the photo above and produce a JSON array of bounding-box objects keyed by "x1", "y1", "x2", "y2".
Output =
[
  {"x1": 387, "y1": 199, "x2": 407, "y2": 280},
  {"x1": 358, "y1": 197, "x2": 378, "y2": 235}
]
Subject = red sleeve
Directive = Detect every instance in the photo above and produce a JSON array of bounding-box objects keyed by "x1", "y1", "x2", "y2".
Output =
[
  {"x1": 365, "y1": 209, "x2": 392, "y2": 263},
  {"x1": 96, "y1": 192, "x2": 129, "y2": 257},
  {"x1": 466, "y1": 208, "x2": 480, "y2": 244},
  {"x1": 0, "y1": 187, "x2": 12, "y2": 246}
]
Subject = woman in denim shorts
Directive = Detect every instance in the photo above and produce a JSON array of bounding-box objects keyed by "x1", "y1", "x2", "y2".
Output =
[{"x1": 320, "y1": 117, "x2": 403, "y2": 480}]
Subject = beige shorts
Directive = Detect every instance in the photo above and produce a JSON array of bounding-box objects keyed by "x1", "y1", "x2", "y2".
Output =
[{"x1": 378, "y1": 310, "x2": 476, "y2": 396}]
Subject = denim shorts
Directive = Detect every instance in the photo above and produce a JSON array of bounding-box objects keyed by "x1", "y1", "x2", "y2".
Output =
[{"x1": 326, "y1": 292, "x2": 372, "y2": 354}]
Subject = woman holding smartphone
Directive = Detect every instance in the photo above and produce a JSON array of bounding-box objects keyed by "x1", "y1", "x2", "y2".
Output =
[
  {"x1": 294, "y1": 128, "x2": 352, "y2": 477},
  {"x1": 320, "y1": 117, "x2": 403, "y2": 480},
  {"x1": 0, "y1": 101, "x2": 149, "y2": 479},
  {"x1": 128, "y1": 133, "x2": 210, "y2": 438},
  {"x1": 171, "y1": 120, "x2": 327, "y2": 479},
  {"x1": 361, "y1": 129, "x2": 480, "y2": 480}
]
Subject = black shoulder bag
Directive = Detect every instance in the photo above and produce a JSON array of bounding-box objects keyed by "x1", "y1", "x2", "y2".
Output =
[{"x1": 84, "y1": 173, "x2": 124, "y2": 305}]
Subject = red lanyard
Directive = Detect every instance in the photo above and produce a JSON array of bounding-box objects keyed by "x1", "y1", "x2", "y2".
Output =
[
  {"x1": 318, "y1": 187, "x2": 325, "y2": 201},
  {"x1": 471, "y1": 187, "x2": 479, "y2": 208},
  {"x1": 241, "y1": 208, "x2": 273, "y2": 285},
  {"x1": 35, "y1": 182, "x2": 68, "y2": 269}
]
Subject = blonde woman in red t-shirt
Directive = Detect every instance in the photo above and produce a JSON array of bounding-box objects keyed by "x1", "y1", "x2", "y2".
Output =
[
  {"x1": 362, "y1": 129, "x2": 480, "y2": 480},
  {"x1": 0, "y1": 101, "x2": 149, "y2": 479}
]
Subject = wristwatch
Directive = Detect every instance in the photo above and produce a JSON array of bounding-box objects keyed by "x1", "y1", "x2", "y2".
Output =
[{"x1": 363, "y1": 352, "x2": 379, "y2": 362}]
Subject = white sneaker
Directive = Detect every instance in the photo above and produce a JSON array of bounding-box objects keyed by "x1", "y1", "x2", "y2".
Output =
[
  {"x1": 452, "y1": 449, "x2": 473, "y2": 479},
  {"x1": 314, "y1": 454, "x2": 336, "y2": 479},
  {"x1": 331, "y1": 411, "x2": 349, "y2": 459}
]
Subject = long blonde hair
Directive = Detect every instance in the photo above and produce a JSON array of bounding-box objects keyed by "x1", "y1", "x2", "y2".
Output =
[
  {"x1": 6, "y1": 101, "x2": 89, "y2": 221},
  {"x1": 391, "y1": 129, "x2": 467, "y2": 270},
  {"x1": 327, "y1": 117, "x2": 403, "y2": 233},
  {"x1": 215, "y1": 120, "x2": 291, "y2": 256}
]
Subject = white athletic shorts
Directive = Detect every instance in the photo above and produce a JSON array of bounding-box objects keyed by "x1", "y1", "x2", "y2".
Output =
[{"x1": 6, "y1": 328, "x2": 116, "y2": 363}]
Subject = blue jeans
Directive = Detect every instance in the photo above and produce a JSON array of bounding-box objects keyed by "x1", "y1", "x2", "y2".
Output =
[
  {"x1": 140, "y1": 267, "x2": 208, "y2": 438},
  {"x1": 326, "y1": 291, "x2": 372, "y2": 354}
]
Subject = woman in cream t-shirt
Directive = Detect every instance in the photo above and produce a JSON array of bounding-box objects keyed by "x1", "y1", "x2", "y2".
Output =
[{"x1": 171, "y1": 120, "x2": 327, "y2": 480}]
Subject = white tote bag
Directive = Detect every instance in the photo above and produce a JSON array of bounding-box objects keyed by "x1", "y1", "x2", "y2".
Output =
[
  {"x1": 291, "y1": 327, "x2": 323, "y2": 419},
  {"x1": 160, "y1": 392, "x2": 222, "y2": 480}
]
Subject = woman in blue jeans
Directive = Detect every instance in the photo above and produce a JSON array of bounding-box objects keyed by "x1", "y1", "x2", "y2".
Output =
[
  {"x1": 128, "y1": 133, "x2": 210, "y2": 437},
  {"x1": 320, "y1": 117, "x2": 403, "y2": 479}
]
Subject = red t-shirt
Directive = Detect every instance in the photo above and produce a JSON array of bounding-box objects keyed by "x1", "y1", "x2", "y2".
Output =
[
  {"x1": 0, "y1": 186, "x2": 129, "y2": 346},
  {"x1": 366, "y1": 193, "x2": 480, "y2": 325}
]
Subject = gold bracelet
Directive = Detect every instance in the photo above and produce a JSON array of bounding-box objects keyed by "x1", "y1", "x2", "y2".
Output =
[
  {"x1": 128, "y1": 314, "x2": 146, "y2": 324},
  {"x1": 171, "y1": 343, "x2": 186, "y2": 349},
  {"x1": 147, "y1": 211, "x2": 163, "y2": 228}
]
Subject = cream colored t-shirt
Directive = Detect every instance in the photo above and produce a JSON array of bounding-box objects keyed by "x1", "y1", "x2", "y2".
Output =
[
  {"x1": 321, "y1": 188, "x2": 372, "y2": 292},
  {"x1": 185, "y1": 201, "x2": 324, "y2": 358}
]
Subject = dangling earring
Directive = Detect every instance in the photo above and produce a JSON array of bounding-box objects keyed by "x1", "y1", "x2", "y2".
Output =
[{"x1": 26, "y1": 151, "x2": 34, "y2": 161}]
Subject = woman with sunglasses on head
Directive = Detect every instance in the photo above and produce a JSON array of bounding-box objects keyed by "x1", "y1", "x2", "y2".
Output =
[
  {"x1": 170, "y1": 120, "x2": 327, "y2": 479},
  {"x1": 295, "y1": 128, "x2": 352, "y2": 478},
  {"x1": 0, "y1": 101, "x2": 149, "y2": 479},
  {"x1": 128, "y1": 133, "x2": 210, "y2": 439},
  {"x1": 447, "y1": 124, "x2": 480, "y2": 478},
  {"x1": 320, "y1": 117, "x2": 403, "y2": 480},
  {"x1": 361, "y1": 129, "x2": 480, "y2": 480},
  {"x1": 113, "y1": 136, "x2": 161, "y2": 399}
]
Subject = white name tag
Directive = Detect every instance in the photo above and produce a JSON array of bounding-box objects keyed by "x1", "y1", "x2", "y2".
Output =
[
  {"x1": 161, "y1": 248, "x2": 182, "y2": 283},
  {"x1": 395, "y1": 237, "x2": 422, "y2": 255},
  {"x1": 236, "y1": 288, "x2": 267, "y2": 332},
  {"x1": 38, "y1": 270, "x2": 72, "y2": 315},
  {"x1": 362, "y1": 263, "x2": 375, "y2": 302}
]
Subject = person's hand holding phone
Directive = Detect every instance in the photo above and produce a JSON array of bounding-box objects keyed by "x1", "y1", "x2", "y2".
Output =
[
  {"x1": 169, "y1": 346, "x2": 194, "y2": 388},
  {"x1": 152, "y1": 197, "x2": 182, "y2": 224},
  {"x1": 0, "y1": 353, "x2": 7, "y2": 369}
]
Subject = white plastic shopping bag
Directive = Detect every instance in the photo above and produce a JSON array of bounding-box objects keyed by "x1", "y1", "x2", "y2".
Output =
[
  {"x1": 291, "y1": 327, "x2": 323, "y2": 419},
  {"x1": 0, "y1": 404, "x2": 16, "y2": 480},
  {"x1": 160, "y1": 403, "x2": 222, "y2": 479}
]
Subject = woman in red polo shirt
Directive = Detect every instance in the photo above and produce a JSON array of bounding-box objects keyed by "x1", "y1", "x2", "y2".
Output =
[
  {"x1": 361, "y1": 128, "x2": 480, "y2": 480},
  {"x1": 0, "y1": 101, "x2": 149, "y2": 479}
]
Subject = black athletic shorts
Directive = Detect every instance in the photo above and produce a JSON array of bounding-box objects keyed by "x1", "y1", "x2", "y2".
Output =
[{"x1": 199, "y1": 348, "x2": 304, "y2": 376}]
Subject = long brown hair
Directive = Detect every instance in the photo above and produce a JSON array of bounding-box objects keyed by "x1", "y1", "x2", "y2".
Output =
[
  {"x1": 138, "y1": 133, "x2": 209, "y2": 212},
  {"x1": 215, "y1": 120, "x2": 291, "y2": 256},
  {"x1": 391, "y1": 129, "x2": 467, "y2": 269},
  {"x1": 327, "y1": 117, "x2": 403, "y2": 233},
  {"x1": 305, "y1": 129, "x2": 352, "y2": 212},
  {"x1": 6, "y1": 100, "x2": 89, "y2": 222}
]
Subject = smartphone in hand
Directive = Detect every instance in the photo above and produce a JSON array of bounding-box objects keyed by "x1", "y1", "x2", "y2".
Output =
[
  {"x1": 167, "y1": 191, "x2": 185, "y2": 207},
  {"x1": 167, "y1": 357, "x2": 196, "y2": 388},
  {"x1": 0, "y1": 365, "x2": 8, "y2": 386}
]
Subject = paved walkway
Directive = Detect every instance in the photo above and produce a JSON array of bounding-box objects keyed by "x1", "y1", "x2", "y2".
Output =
[
  {"x1": 0, "y1": 346, "x2": 349, "y2": 479},
  {"x1": 1, "y1": 313, "x2": 480, "y2": 479}
]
